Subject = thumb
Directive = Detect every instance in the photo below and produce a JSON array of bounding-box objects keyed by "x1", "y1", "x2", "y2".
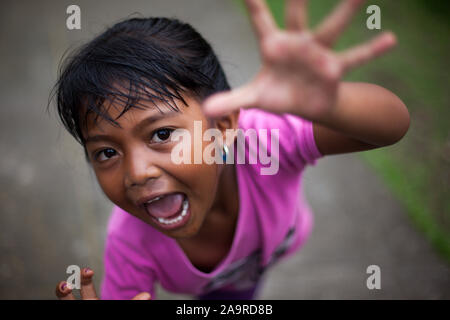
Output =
[
  {"x1": 132, "y1": 292, "x2": 152, "y2": 300},
  {"x1": 203, "y1": 83, "x2": 257, "y2": 118}
]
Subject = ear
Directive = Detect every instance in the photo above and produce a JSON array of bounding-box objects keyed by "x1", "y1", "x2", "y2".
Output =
[{"x1": 213, "y1": 109, "x2": 240, "y2": 144}]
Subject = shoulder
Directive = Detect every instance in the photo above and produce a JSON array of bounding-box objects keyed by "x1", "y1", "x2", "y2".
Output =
[
  {"x1": 102, "y1": 209, "x2": 159, "y2": 299},
  {"x1": 105, "y1": 206, "x2": 163, "y2": 252},
  {"x1": 237, "y1": 108, "x2": 322, "y2": 169},
  {"x1": 238, "y1": 108, "x2": 298, "y2": 131}
]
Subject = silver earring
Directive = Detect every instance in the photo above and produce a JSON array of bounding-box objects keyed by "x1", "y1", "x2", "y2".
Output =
[{"x1": 222, "y1": 144, "x2": 229, "y2": 162}]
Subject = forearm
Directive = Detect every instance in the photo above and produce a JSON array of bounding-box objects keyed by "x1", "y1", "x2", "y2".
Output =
[{"x1": 311, "y1": 82, "x2": 410, "y2": 147}]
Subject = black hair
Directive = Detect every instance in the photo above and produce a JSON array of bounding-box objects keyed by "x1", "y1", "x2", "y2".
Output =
[{"x1": 49, "y1": 16, "x2": 230, "y2": 162}]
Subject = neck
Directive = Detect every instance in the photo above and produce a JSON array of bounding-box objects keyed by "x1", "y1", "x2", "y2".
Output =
[
  {"x1": 189, "y1": 162, "x2": 239, "y2": 243},
  {"x1": 212, "y1": 162, "x2": 237, "y2": 213}
]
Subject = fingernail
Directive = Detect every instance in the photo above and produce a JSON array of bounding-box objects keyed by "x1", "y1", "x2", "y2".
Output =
[
  {"x1": 84, "y1": 267, "x2": 91, "y2": 273},
  {"x1": 61, "y1": 282, "x2": 67, "y2": 291}
]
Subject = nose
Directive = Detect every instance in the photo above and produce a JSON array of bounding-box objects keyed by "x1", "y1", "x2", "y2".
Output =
[{"x1": 124, "y1": 148, "x2": 162, "y2": 188}]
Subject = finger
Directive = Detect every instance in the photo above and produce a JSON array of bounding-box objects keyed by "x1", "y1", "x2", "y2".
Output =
[
  {"x1": 203, "y1": 83, "x2": 258, "y2": 118},
  {"x1": 314, "y1": 0, "x2": 365, "y2": 47},
  {"x1": 132, "y1": 292, "x2": 152, "y2": 300},
  {"x1": 55, "y1": 281, "x2": 76, "y2": 300},
  {"x1": 339, "y1": 32, "x2": 397, "y2": 72},
  {"x1": 244, "y1": 0, "x2": 278, "y2": 40},
  {"x1": 80, "y1": 267, "x2": 99, "y2": 300},
  {"x1": 286, "y1": 0, "x2": 308, "y2": 31}
]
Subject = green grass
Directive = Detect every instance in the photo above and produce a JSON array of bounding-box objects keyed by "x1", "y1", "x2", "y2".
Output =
[{"x1": 234, "y1": 0, "x2": 450, "y2": 261}]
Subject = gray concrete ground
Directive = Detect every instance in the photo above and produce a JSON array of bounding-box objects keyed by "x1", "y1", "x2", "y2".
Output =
[{"x1": 0, "y1": 0, "x2": 448, "y2": 299}]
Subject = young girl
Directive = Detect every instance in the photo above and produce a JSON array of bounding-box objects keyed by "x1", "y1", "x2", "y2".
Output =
[{"x1": 54, "y1": 0, "x2": 409, "y2": 300}]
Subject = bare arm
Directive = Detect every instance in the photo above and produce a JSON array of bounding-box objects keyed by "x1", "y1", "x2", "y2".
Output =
[
  {"x1": 203, "y1": 0, "x2": 410, "y2": 156},
  {"x1": 312, "y1": 82, "x2": 410, "y2": 155}
]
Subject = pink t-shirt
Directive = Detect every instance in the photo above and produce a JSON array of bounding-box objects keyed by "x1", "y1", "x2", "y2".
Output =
[{"x1": 100, "y1": 108, "x2": 323, "y2": 299}]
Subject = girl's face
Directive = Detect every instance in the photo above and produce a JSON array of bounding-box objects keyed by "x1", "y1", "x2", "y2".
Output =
[{"x1": 82, "y1": 95, "x2": 238, "y2": 239}]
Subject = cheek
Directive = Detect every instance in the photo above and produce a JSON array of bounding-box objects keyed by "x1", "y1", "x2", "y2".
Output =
[
  {"x1": 168, "y1": 141, "x2": 220, "y2": 212},
  {"x1": 169, "y1": 160, "x2": 218, "y2": 203},
  {"x1": 95, "y1": 170, "x2": 126, "y2": 207}
]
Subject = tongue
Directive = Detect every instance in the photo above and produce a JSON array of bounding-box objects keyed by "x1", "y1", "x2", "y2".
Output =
[{"x1": 145, "y1": 193, "x2": 184, "y2": 218}]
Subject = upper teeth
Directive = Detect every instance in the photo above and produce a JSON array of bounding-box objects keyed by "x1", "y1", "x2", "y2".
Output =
[
  {"x1": 147, "y1": 196, "x2": 163, "y2": 204},
  {"x1": 157, "y1": 197, "x2": 189, "y2": 225}
]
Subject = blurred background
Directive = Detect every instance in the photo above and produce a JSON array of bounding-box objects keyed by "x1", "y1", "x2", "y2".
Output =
[{"x1": 0, "y1": 0, "x2": 448, "y2": 299}]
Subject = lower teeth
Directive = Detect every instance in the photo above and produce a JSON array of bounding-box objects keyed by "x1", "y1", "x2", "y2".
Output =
[{"x1": 157, "y1": 198, "x2": 188, "y2": 225}]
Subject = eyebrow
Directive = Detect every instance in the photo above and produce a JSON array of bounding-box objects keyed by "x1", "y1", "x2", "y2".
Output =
[{"x1": 85, "y1": 110, "x2": 179, "y2": 144}]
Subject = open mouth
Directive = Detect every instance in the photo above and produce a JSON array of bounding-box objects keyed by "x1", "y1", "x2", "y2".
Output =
[{"x1": 143, "y1": 192, "x2": 191, "y2": 229}]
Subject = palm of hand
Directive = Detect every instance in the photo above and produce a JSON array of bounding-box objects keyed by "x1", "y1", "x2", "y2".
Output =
[{"x1": 252, "y1": 31, "x2": 342, "y2": 118}]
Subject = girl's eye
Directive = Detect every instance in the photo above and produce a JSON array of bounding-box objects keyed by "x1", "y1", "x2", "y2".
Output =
[
  {"x1": 95, "y1": 148, "x2": 117, "y2": 162},
  {"x1": 151, "y1": 128, "x2": 174, "y2": 143}
]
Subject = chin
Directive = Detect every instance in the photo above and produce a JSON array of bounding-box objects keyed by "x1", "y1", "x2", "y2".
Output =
[{"x1": 164, "y1": 222, "x2": 201, "y2": 239}]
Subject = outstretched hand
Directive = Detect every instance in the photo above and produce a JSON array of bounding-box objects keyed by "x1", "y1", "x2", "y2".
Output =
[{"x1": 203, "y1": 0, "x2": 396, "y2": 120}]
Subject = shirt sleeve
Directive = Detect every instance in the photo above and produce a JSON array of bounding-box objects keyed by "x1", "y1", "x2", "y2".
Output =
[
  {"x1": 283, "y1": 113, "x2": 323, "y2": 167},
  {"x1": 100, "y1": 232, "x2": 157, "y2": 300}
]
